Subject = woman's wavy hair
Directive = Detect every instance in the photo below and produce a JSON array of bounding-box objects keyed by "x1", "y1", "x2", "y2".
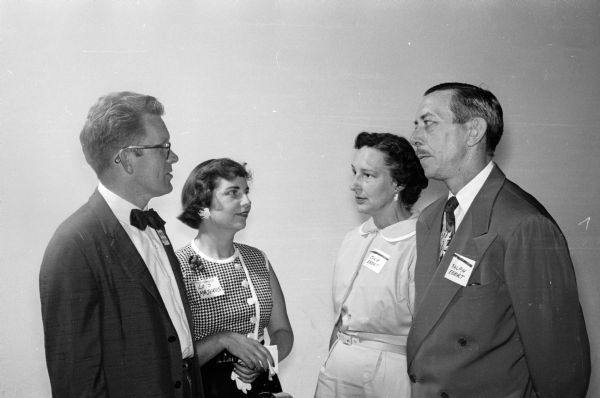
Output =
[
  {"x1": 178, "y1": 158, "x2": 251, "y2": 229},
  {"x1": 355, "y1": 132, "x2": 428, "y2": 210}
]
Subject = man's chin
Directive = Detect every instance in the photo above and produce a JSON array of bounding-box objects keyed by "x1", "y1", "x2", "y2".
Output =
[
  {"x1": 422, "y1": 165, "x2": 437, "y2": 179},
  {"x1": 154, "y1": 184, "x2": 173, "y2": 198}
]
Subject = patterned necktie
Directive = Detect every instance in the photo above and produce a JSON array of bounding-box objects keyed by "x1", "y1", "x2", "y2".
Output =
[
  {"x1": 439, "y1": 196, "x2": 459, "y2": 260},
  {"x1": 130, "y1": 208, "x2": 165, "y2": 231}
]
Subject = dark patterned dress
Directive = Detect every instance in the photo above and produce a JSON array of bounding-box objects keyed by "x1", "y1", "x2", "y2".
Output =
[{"x1": 177, "y1": 241, "x2": 279, "y2": 397}]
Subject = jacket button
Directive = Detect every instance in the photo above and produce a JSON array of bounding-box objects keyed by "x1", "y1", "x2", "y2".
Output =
[
  {"x1": 440, "y1": 392, "x2": 449, "y2": 398},
  {"x1": 458, "y1": 338, "x2": 467, "y2": 346},
  {"x1": 174, "y1": 381, "x2": 182, "y2": 388},
  {"x1": 409, "y1": 374, "x2": 416, "y2": 383},
  {"x1": 168, "y1": 335, "x2": 177, "y2": 343}
]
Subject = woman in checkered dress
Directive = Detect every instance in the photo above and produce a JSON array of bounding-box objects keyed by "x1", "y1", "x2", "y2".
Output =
[{"x1": 176, "y1": 158, "x2": 294, "y2": 398}]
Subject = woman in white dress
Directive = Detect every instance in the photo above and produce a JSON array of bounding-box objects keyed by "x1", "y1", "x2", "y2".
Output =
[
  {"x1": 176, "y1": 158, "x2": 294, "y2": 398},
  {"x1": 315, "y1": 132, "x2": 428, "y2": 398}
]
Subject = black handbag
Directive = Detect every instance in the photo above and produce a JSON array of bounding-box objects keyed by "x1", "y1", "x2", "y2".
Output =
[
  {"x1": 254, "y1": 372, "x2": 283, "y2": 396},
  {"x1": 202, "y1": 350, "x2": 284, "y2": 398}
]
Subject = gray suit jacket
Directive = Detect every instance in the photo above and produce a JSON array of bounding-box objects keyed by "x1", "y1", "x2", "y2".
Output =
[
  {"x1": 407, "y1": 166, "x2": 590, "y2": 398},
  {"x1": 40, "y1": 190, "x2": 202, "y2": 397}
]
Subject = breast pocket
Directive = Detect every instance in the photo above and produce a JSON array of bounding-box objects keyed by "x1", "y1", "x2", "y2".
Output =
[
  {"x1": 457, "y1": 277, "x2": 501, "y2": 299},
  {"x1": 458, "y1": 254, "x2": 504, "y2": 299}
]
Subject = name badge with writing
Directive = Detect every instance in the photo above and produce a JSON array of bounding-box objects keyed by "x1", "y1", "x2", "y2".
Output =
[
  {"x1": 156, "y1": 229, "x2": 171, "y2": 246},
  {"x1": 444, "y1": 253, "x2": 475, "y2": 287},
  {"x1": 196, "y1": 276, "x2": 225, "y2": 299},
  {"x1": 362, "y1": 249, "x2": 390, "y2": 274}
]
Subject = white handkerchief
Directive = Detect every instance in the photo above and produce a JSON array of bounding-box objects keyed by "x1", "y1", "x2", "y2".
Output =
[
  {"x1": 230, "y1": 345, "x2": 279, "y2": 393},
  {"x1": 266, "y1": 345, "x2": 279, "y2": 376},
  {"x1": 231, "y1": 371, "x2": 252, "y2": 394}
]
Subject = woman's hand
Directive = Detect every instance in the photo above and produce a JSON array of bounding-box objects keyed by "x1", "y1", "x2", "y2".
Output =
[
  {"x1": 232, "y1": 361, "x2": 264, "y2": 383},
  {"x1": 194, "y1": 331, "x2": 272, "y2": 369},
  {"x1": 224, "y1": 333, "x2": 273, "y2": 375}
]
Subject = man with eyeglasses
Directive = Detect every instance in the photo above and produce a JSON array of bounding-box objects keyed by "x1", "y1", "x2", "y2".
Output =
[{"x1": 39, "y1": 92, "x2": 203, "y2": 397}]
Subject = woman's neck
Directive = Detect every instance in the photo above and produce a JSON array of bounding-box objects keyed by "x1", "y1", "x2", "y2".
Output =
[
  {"x1": 372, "y1": 203, "x2": 412, "y2": 230},
  {"x1": 194, "y1": 227, "x2": 235, "y2": 259}
]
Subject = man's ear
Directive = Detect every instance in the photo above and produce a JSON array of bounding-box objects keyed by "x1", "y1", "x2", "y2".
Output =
[
  {"x1": 466, "y1": 117, "x2": 487, "y2": 147},
  {"x1": 117, "y1": 151, "x2": 135, "y2": 175}
]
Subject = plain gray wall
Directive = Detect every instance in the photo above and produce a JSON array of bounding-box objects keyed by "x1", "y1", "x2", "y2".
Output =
[{"x1": 1, "y1": 1, "x2": 598, "y2": 396}]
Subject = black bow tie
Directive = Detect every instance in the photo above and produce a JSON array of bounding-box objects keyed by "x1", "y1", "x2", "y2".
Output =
[{"x1": 130, "y1": 209, "x2": 165, "y2": 231}]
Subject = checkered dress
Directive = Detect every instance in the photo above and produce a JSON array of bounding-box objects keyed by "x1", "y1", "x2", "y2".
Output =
[{"x1": 176, "y1": 242, "x2": 273, "y2": 342}]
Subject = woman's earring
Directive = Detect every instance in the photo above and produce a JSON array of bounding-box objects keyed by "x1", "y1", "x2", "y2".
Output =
[
  {"x1": 393, "y1": 192, "x2": 399, "y2": 202},
  {"x1": 198, "y1": 208, "x2": 211, "y2": 219}
]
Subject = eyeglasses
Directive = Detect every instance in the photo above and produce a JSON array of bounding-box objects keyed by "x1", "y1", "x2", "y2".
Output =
[{"x1": 114, "y1": 143, "x2": 171, "y2": 164}]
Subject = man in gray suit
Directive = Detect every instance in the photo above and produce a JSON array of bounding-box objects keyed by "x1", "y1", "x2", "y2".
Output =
[
  {"x1": 407, "y1": 82, "x2": 590, "y2": 397},
  {"x1": 40, "y1": 92, "x2": 202, "y2": 397}
]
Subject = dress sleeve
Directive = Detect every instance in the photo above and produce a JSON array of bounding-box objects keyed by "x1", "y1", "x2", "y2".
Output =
[{"x1": 260, "y1": 249, "x2": 270, "y2": 271}]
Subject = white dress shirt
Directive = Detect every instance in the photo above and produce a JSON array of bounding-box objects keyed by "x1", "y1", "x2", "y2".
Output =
[
  {"x1": 98, "y1": 182, "x2": 194, "y2": 359},
  {"x1": 451, "y1": 161, "x2": 495, "y2": 230}
]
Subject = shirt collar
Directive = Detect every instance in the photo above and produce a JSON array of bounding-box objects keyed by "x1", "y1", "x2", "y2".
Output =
[
  {"x1": 98, "y1": 181, "x2": 147, "y2": 224},
  {"x1": 358, "y1": 213, "x2": 418, "y2": 242},
  {"x1": 452, "y1": 161, "x2": 495, "y2": 214}
]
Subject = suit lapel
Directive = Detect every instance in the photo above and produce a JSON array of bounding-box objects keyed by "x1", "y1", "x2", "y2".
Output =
[
  {"x1": 161, "y1": 231, "x2": 195, "y2": 335},
  {"x1": 414, "y1": 196, "x2": 445, "y2": 308},
  {"x1": 408, "y1": 166, "x2": 506, "y2": 365},
  {"x1": 88, "y1": 190, "x2": 167, "y2": 311}
]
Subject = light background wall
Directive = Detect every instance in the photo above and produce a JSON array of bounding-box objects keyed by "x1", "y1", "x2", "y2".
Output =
[{"x1": 1, "y1": 1, "x2": 599, "y2": 396}]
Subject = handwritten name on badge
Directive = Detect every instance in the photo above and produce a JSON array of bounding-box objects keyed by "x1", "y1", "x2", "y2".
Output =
[
  {"x1": 196, "y1": 276, "x2": 225, "y2": 299},
  {"x1": 362, "y1": 249, "x2": 390, "y2": 274},
  {"x1": 444, "y1": 253, "x2": 475, "y2": 287},
  {"x1": 156, "y1": 229, "x2": 171, "y2": 246}
]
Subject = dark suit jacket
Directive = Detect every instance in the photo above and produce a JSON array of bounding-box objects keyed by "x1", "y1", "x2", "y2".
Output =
[
  {"x1": 40, "y1": 190, "x2": 202, "y2": 397},
  {"x1": 407, "y1": 165, "x2": 590, "y2": 398}
]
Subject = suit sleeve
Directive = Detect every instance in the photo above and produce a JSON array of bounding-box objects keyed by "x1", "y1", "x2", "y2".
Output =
[
  {"x1": 39, "y1": 232, "x2": 107, "y2": 397},
  {"x1": 505, "y1": 215, "x2": 590, "y2": 397}
]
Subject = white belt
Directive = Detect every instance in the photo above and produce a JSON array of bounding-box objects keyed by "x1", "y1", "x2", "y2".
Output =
[{"x1": 337, "y1": 331, "x2": 406, "y2": 355}]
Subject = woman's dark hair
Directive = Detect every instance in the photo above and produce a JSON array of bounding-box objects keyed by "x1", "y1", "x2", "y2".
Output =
[
  {"x1": 178, "y1": 158, "x2": 251, "y2": 229},
  {"x1": 355, "y1": 132, "x2": 428, "y2": 210}
]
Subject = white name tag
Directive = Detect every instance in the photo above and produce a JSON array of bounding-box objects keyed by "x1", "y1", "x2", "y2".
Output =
[
  {"x1": 444, "y1": 253, "x2": 475, "y2": 287},
  {"x1": 156, "y1": 229, "x2": 171, "y2": 246},
  {"x1": 196, "y1": 276, "x2": 225, "y2": 299},
  {"x1": 362, "y1": 249, "x2": 390, "y2": 274}
]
